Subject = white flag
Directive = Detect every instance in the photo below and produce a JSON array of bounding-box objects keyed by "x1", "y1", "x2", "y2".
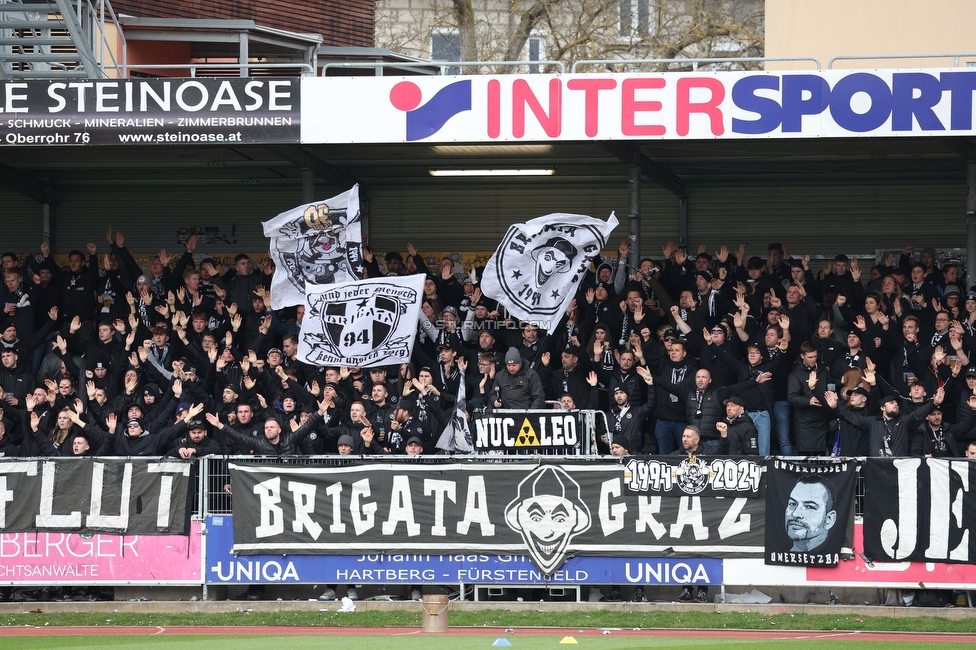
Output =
[
  {"x1": 481, "y1": 212, "x2": 618, "y2": 323},
  {"x1": 436, "y1": 370, "x2": 473, "y2": 454},
  {"x1": 298, "y1": 274, "x2": 425, "y2": 368},
  {"x1": 262, "y1": 185, "x2": 364, "y2": 310}
]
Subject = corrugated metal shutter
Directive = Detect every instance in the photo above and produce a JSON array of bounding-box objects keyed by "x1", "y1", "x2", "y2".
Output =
[
  {"x1": 0, "y1": 188, "x2": 45, "y2": 250},
  {"x1": 51, "y1": 184, "x2": 308, "y2": 255},
  {"x1": 366, "y1": 180, "x2": 681, "y2": 257},
  {"x1": 686, "y1": 180, "x2": 966, "y2": 256}
]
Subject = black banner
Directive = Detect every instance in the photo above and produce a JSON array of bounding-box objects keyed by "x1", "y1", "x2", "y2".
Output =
[
  {"x1": 472, "y1": 411, "x2": 583, "y2": 453},
  {"x1": 623, "y1": 456, "x2": 763, "y2": 498},
  {"x1": 0, "y1": 457, "x2": 190, "y2": 535},
  {"x1": 0, "y1": 78, "x2": 299, "y2": 146},
  {"x1": 864, "y1": 458, "x2": 976, "y2": 564},
  {"x1": 764, "y1": 459, "x2": 855, "y2": 567},
  {"x1": 230, "y1": 461, "x2": 764, "y2": 575}
]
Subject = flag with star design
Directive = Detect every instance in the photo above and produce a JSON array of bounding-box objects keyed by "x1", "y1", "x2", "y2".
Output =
[
  {"x1": 262, "y1": 185, "x2": 364, "y2": 309},
  {"x1": 481, "y1": 212, "x2": 618, "y2": 323}
]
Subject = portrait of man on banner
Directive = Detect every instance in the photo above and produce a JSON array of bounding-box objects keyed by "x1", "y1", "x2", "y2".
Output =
[{"x1": 764, "y1": 460, "x2": 855, "y2": 567}]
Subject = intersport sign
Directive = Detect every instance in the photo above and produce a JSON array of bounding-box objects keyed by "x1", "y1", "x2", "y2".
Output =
[{"x1": 301, "y1": 69, "x2": 976, "y2": 143}]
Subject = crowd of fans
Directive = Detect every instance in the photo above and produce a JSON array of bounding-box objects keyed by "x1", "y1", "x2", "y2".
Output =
[{"x1": 1, "y1": 228, "x2": 975, "y2": 464}]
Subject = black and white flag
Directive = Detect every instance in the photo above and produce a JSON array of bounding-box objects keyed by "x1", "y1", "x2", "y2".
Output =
[
  {"x1": 481, "y1": 212, "x2": 618, "y2": 323},
  {"x1": 262, "y1": 185, "x2": 364, "y2": 309},
  {"x1": 436, "y1": 366, "x2": 472, "y2": 453},
  {"x1": 298, "y1": 274, "x2": 425, "y2": 368}
]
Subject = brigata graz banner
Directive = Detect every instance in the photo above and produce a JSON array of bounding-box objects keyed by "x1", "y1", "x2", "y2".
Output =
[
  {"x1": 1, "y1": 78, "x2": 299, "y2": 146},
  {"x1": 623, "y1": 456, "x2": 764, "y2": 498},
  {"x1": 472, "y1": 411, "x2": 584, "y2": 453},
  {"x1": 230, "y1": 461, "x2": 764, "y2": 575},
  {"x1": 863, "y1": 457, "x2": 976, "y2": 564},
  {"x1": 0, "y1": 458, "x2": 191, "y2": 535}
]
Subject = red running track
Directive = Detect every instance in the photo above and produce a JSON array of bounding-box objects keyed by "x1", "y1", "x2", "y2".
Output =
[{"x1": 0, "y1": 626, "x2": 973, "y2": 643}]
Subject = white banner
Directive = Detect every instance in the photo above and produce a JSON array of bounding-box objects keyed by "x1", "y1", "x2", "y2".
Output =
[
  {"x1": 298, "y1": 274, "x2": 425, "y2": 367},
  {"x1": 481, "y1": 212, "x2": 618, "y2": 323},
  {"x1": 300, "y1": 69, "x2": 976, "y2": 143},
  {"x1": 262, "y1": 185, "x2": 364, "y2": 309}
]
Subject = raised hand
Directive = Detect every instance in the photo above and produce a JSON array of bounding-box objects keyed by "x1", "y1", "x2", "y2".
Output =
[
  {"x1": 618, "y1": 239, "x2": 629, "y2": 259},
  {"x1": 864, "y1": 357, "x2": 877, "y2": 384},
  {"x1": 636, "y1": 365, "x2": 653, "y2": 384}
]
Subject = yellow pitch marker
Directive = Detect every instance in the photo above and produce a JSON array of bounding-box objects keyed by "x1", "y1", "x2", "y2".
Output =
[{"x1": 559, "y1": 637, "x2": 578, "y2": 644}]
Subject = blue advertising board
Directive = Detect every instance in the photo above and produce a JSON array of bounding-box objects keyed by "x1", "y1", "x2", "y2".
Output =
[{"x1": 206, "y1": 516, "x2": 721, "y2": 586}]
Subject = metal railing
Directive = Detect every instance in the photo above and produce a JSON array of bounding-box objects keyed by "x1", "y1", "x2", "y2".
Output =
[
  {"x1": 0, "y1": 0, "x2": 124, "y2": 78},
  {"x1": 124, "y1": 62, "x2": 315, "y2": 77},
  {"x1": 320, "y1": 59, "x2": 566, "y2": 76},
  {"x1": 829, "y1": 52, "x2": 976, "y2": 69},
  {"x1": 571, "y1": 56, "x2": 822, "y2": 73}
]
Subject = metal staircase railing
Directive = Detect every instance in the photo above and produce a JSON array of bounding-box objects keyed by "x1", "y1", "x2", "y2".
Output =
[{"x1": 0, "y1": 0, "x2": 124, "y2": 79}]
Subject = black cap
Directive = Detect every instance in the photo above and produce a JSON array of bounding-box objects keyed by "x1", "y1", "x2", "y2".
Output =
[
  {"x1": 724, "y1": 395, "x2": 745, "y2": 407},
  {"x1": 187, "y1": 419, "x2": 207, "y2": 431},
  {"x1": 965, "y1": 366, "x2": 976, "y2": 378},
  {"x1": 406, "y1": 436, "x2": 423, "y2": 446},
  {"x1": 696, "y1": 269, "x2": 713, "y2": 281},
  {"x1": 562, "y1": 345, "x2": 582, "y2": 358},
  {"x1": 851, "y1": 386, "x2": 871, "y2": 397},
  {"x1": 747, "y1": 256, "x2": 765, "y2": 270}
]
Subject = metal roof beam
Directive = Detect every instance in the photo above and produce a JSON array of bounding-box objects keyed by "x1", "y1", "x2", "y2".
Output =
[
  {"x1": 945, "y1": 137, "x2": 976, "y2": 161},
  {"x1": 265, "y1": 146, "x2": 359, "y2": 190},
  {"x1": 598, "y1": 142, "x2": 687, "y2": 198},
  {"x1": 0, "y1": 163, "x2": 50, "y2": 204}
]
